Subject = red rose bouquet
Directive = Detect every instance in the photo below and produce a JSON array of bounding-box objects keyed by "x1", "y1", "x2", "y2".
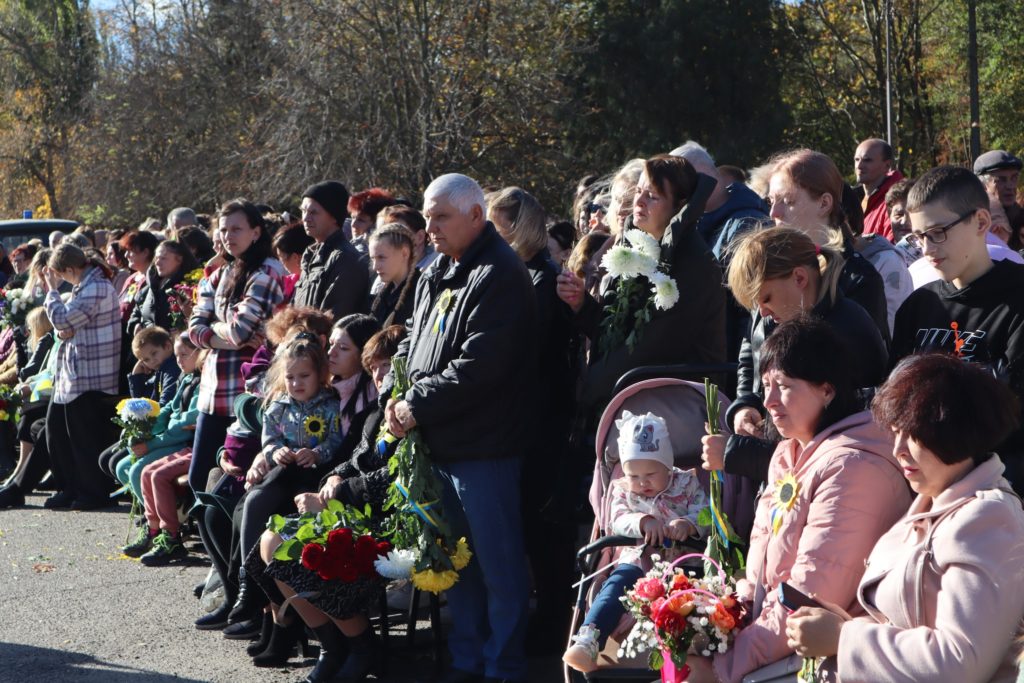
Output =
[
  {"x1": 619, "y1": 553, "x2": 750, "y2": 682},
  {"x1": 270, "y1": 500, "x2": 391, "y2": 585}
]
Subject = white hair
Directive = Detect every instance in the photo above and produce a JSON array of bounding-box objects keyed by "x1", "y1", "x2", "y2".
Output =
[
  {"x1": 424, "y1": 173, "x2": 486, "y2": 216},
  {"x1": 669, "y1": 140, "x2": 716, "y2": 173},
  {"x1": 167, "y1": 207, "x2": 197, "y2": 228}
]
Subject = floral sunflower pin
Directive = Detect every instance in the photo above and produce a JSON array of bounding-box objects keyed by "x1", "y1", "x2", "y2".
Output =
[
  {"x1": 304, "y1": 415, "x2": 326, "y2": 447},
  {"x1": 770, "y1": 473, "x2": 799, "y2": 536}
]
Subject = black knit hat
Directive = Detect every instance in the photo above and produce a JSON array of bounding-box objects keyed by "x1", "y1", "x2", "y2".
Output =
[{"x1": 302, "y1": 180, "x2": 350, "y2": 227}]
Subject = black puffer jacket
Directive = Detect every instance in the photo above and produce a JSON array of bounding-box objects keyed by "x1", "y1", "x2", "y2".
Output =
[
  {"x1": 293, "y1": 229, "x2": 370, "y2": 320},
  {"x1": 395, "y1": 222, "x2": 537, "y2": 463},
  {"x1": 576, "y1": 173, "x2": 727, "y2": 414},
  {"x1": 127, "y1": 265, "x2": 185, "y2": 336},
  {"x1": 328, "y1": 407, "x2": 396, "y2": 511},
  {"x1": 723, "y1": 292, "x2": 888, "y2": 482},
  {"x1": 841, "y1": 244, "x2": 890, "y2": 346}
]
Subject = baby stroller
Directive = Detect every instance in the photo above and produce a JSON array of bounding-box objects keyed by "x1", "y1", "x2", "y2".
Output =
[{"x1": 565, "y1": 373, "x2": 733, "y2": 683}]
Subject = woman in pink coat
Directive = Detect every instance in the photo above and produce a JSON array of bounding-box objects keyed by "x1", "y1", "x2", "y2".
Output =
[
  {"x1": 786, "y1": 353, "x2": 1024, "y2": 682},
  {"x1": 690, "y1": 317, "x2": 913, "y2": 683}
]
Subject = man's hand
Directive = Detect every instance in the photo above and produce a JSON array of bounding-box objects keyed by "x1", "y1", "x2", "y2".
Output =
[
  {"x1": 732, "y1": 407, "x2": 764, "y2": 438},
  {"x1": 385, "y1": 399, "x2": 416, "y2": 438},
  {"x1": 556, "y1": 270, "x2": 585, "y2": 314},
  {"x1": 319, "y1": 475, "x2": 344, "y2": 504},
  {"x1": 293, "y1": 448, "x2": 318, "y2": 468},
  {"x1": 131, "y1": 442, "x2": 149, "y2": 457}
]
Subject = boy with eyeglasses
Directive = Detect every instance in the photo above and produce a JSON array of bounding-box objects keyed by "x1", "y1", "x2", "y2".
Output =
[{"x1": 891, "y1": 165, "x2": 1024, "y2": 493}]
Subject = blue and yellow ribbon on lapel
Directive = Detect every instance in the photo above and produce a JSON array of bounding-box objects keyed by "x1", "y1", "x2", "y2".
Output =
[{"x1": 432, "y1": 289, "x2": 455, "y2": 334}]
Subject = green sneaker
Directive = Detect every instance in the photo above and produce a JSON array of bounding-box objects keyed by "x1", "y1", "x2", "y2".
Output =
[
  {"x1": 122, "y1": 526, "x2": 158, "y2": 557},
  {"x1": 139, "y1": 531, "x2": 187, "y2": 566}
]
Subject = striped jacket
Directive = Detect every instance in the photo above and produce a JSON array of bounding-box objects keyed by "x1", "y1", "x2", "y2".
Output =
[
  {"x1": 188, "y1": 261, "x2": 283, "y2": 416},
  {"x1": 45, "y1": 266, "x2": 122, "y2": 404}
]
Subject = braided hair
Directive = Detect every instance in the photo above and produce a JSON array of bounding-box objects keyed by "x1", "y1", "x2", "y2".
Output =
[{"x1": 368, "y1": 223, "x2": 418, "y2": 327}]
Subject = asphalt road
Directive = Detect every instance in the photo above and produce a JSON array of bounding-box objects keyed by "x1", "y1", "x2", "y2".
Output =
[{"x1": 0, "y1": 494, "x2": 564, "y2": 683}]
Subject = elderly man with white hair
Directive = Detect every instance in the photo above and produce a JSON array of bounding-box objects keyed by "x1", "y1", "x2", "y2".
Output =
[{"x1": 385, "y1": 173, "x2": 537, "y2": 683}]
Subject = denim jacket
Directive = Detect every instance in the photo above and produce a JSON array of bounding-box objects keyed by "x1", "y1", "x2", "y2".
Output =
[{"x1": 261, "y1": 388, "x2": 343, "y2": 466}]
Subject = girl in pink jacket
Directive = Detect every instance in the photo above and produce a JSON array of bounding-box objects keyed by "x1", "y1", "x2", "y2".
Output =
[{"x1": 786, "y1": 353, "x2": 1024, "y2": 683}]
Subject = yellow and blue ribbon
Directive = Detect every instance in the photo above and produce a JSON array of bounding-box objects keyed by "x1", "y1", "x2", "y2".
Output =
[
  {"x1": 710, "y1": 470, "x2": 730, "y2": 548},
  {"x1": 394, "y1": 481, "x2": 441, "y2": 529},
  {"x1": 431, "y1": 290, "x2": 454, "y2": 334},
  {"x1": 376, "y1": 431, "x2": 398, "y2": 456}
]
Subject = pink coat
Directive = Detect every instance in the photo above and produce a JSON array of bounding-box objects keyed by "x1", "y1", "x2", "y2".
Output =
[
  {"x1": 714, "y1": 411, "x2": 913, "y2": 683},
  {"x1": 835, "y1": 455, "x2": 1024, "y2": 683}
]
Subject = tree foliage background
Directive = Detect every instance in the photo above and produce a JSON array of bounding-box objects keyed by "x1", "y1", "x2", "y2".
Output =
[{"x1": 0, "y1": 0, "x2": 1020, "y2": 225}]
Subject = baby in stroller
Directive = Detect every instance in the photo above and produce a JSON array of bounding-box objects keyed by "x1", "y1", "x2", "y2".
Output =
[{"x1": 563, "y1": 410, "x2": 707, "y2": 673}]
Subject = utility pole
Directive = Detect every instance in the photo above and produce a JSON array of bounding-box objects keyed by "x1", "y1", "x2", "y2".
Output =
[
  {"x1": 884, "y1": 0, "x2": 893, "y2": 145},
  {"x1": 968, "y1": 0, "x2": 981, "y2": 160}
]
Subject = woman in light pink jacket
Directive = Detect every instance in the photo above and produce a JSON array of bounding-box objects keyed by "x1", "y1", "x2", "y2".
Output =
[
  {"x1": 689, "y1": 317, "x2": 913, "y2": 683},
  {"x1": 786, "y1": 353, "x2": 1024, "y2": 683}
]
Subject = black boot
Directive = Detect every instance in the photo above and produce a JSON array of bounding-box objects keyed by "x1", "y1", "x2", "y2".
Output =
[
  {"x1": 246, "y1": 612, "x2": 275, "y2": 656},
  {"x1": 0, "y1": 483, "x2": 25, "y2": 509},
  {"x1": 333, "y1": 629, "x2": 378, "y2": 683},
  {"x1": 228, "y1": 568, "x2": 263, "y2": 624},
  {"x1": 301, "y1": 621, "x2": 349, "y2": 683},
  {"x1": 195, "y1": 599, "x2": 233, "y2": 630},
  {"x1": 251, "y1": 618, "x2": 310, "y2": 667}
]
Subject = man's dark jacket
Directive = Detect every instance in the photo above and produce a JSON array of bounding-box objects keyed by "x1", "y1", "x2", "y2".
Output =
[
  {"x1": 395, "y1": 222, "x2": 537, "y2": 463},
  {"x1": 292, "y1": 228, "x2": 370, "y2": 320}
]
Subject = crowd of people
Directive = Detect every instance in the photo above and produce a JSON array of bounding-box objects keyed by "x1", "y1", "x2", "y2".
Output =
[{"x1": 0, "y1": 138, "x2": 1022, "y2": 683}]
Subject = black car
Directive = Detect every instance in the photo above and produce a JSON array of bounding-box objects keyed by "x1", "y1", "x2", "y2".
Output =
[{"x1": 0, "y1": 219, "x2": 80, "y2": 255}]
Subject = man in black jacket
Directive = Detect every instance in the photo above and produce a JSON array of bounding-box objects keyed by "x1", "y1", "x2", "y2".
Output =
[
  {"x1": 385, "y1": 173, "x2": 537, "y2": 683},
  {"x1": 292, "y1": 180, "x2": 370, "y2": 319}
]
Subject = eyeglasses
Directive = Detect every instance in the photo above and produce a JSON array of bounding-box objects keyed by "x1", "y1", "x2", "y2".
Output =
[{"x1": 905, "y1": 210, "x2": 977, "y2": 248}]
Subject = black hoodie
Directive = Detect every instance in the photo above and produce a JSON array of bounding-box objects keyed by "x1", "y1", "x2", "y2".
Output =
[{"x1": 892, "y1": 259, "x2": 1024, "y2": 490}]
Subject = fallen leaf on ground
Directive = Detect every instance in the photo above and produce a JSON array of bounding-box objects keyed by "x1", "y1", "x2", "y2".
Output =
[{"x1": 32, "y1": 562, "x2": 55, "y2": 573}]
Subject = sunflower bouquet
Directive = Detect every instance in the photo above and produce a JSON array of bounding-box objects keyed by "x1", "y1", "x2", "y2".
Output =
[
  {"x1": 597, "y1": 229, "x2": 679, "y2": 355},
  {"x1": 370, "y1": 355, "x2": 472, "y2": 593},
  {"x1": 112, "y1": 397, "x2": 162, "y2": 456}
]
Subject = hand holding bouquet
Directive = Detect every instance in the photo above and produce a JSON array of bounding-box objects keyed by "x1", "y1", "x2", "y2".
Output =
[
  {"x1": 169, "y1": 268, "x2": 204, "y2": 329},
  {"x1": 112, "y1": 397, "x2": 161, "y2": 457}
]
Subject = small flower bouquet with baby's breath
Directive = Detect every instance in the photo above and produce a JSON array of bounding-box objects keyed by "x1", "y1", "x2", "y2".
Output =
[
  {"x1": 619, "y1": 553, "x2": 750, "y2": 682},
  {"x1": 597, "y1": 229, "x2": 679, "y2": 355}
]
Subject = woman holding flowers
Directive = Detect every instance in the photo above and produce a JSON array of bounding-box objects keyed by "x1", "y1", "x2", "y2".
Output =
[
  {"x1": 41, "y1": 243, "x2": 122, "y2": 510},
  {"x1": 687, "y1": 317, "x2": 911, "y2": 683},
  {"x1": 187, "y1": 199, "x2": 283, "y2": 493},
  {"x1": 785, "y1": 354, "x2": 1024, "y2": 683},
  {"x1": 556, "y1": 154, "x2": 726, "y2": 416}
]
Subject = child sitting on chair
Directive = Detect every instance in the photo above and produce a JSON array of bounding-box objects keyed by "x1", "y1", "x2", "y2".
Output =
[{"x1": 563, "y1": 410, "x2": 707, "y2": 674}]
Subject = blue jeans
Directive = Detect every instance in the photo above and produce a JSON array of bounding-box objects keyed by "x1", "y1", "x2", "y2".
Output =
[
  {"x1": 584, "y1": 563, "x2": 645, "y2": 646},
  {"x1": 188, "y1": 412, "x2": 232, "y2": 493},
  {"x1": 436, "y1": 458, "x2": 530, "y2": 681}
]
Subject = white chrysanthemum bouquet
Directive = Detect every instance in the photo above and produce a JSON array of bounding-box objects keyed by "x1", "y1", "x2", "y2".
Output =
[
  {"x1": 0, "y1": 287, "x2": 42, "y2": 328},
  {"x1": 597, "y1": 229, "x2": 679, "y2": 354}
]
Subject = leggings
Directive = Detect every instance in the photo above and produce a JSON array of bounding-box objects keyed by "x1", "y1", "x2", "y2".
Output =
[{"x1": 188, "y1": 412, "x2": 233, "y2": 493}]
